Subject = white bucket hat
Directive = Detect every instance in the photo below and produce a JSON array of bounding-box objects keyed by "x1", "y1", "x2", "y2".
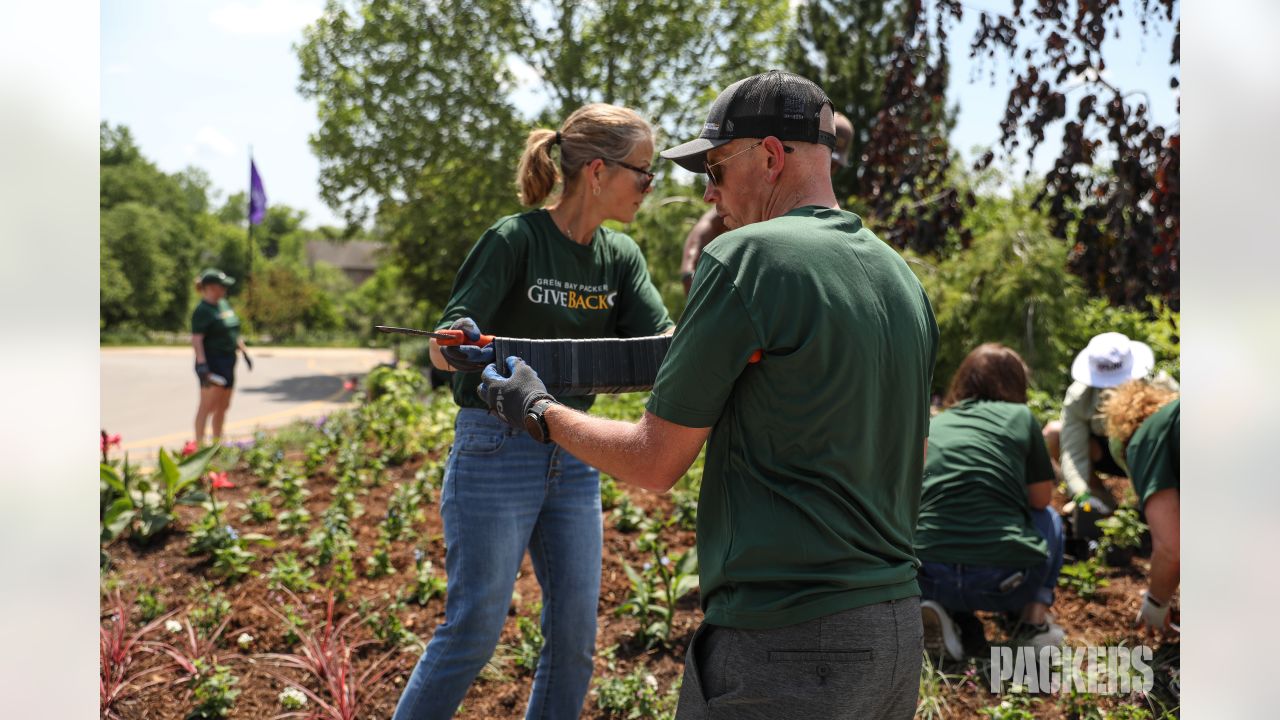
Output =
[{"x1": 1070, "y1": 332, "x2": 1155, "y2": 388}]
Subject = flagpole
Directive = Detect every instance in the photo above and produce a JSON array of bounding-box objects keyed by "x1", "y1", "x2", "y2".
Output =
[{"x1": 247, "y1": 145, "x2": 255, "y2": 282}]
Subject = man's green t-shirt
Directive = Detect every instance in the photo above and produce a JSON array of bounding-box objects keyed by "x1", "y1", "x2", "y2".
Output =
[
  {"x1": 647, "y1": 206, "x2": 939, "y2": 630},
  {"x1": 1126, "y1": 399, "x2": 1179, "y2": 509},
  {"x1": 914, "y1": 400, "x2": 1055, "y2": 568},
  {"x1": 191, "y1": 299, "x2": 240, "y2": 354},
  {"x1": 438, "y1": 210, "x2": 674, "y2": 411}
]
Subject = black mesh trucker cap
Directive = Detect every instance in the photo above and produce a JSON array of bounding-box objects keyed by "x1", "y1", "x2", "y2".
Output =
[{"x1": 661, "y1": 70, "x2": 836, "y2": 173}]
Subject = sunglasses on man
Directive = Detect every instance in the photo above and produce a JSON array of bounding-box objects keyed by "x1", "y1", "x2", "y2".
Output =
[{"x1": 703, "y1": 139, "x2": 794, "y2": 186}]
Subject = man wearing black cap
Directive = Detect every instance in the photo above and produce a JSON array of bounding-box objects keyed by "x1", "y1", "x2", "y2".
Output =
[
  {"x1": 477, "y1": 71, "x2": 938, "y2": 719},
  {"x1": 678, "y1": 112, "x2": 854, "y2": 294}
]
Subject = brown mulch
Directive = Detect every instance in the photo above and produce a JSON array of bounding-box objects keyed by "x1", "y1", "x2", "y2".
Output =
[{"x1": 102, "y1": 459, "x2": 1177, "y2": 719}]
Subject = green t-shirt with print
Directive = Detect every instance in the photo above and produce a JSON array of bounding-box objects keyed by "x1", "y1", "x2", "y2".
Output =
[
  {"x1": 191, "y1": 299, "x2": 240, "y2": 355},
  {"x1": 647, "y1": 206, "x2": 939, "y2": 630},
  {"x1": 914, "y1": 400, "x2": 1055, "y2": 568},
  {"x1": 438, "y1": 209, "x2": 674, "y2": 412},
  {"x1": 1126, "y1": 399, "x2": 1179, "y2": 509}
]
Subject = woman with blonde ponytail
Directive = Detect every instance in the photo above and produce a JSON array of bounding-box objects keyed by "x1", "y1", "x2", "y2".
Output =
[{"x1": 396, "y1": 104, "x2": 673, "y2": 720}]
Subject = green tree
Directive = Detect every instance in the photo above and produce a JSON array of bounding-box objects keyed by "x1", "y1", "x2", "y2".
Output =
[
  {"x1": 297, "y1": 0, "x2": 788, "y2": 309},
  {"x1": 786, "y1": 0, "x2": 964, "y2": 254},
  {"x1": 100, "y1": 122, "x2": 213, "y2": 332},
  {"x1": 100, "y1": 202, "x2": 195, "y2": 330}
]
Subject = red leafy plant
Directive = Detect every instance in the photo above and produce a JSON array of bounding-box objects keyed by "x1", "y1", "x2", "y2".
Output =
[
  {"x1": 99, "y1": 592, "x2": 192, "y2": 719},
  {"x1": 259, "y1": 592, "x2": 396, "y2": 720}
]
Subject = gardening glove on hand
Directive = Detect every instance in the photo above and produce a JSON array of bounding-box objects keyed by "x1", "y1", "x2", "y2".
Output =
[
  {"x1": 1135, "y1": 591, "x2": 1170, "y2": 632},
  {"x1": 195, "y1": 362, "x2": 211, "y2": 384},
  {"x1": 439, "y1": 317, "x2": 494, "y2": 373},
  {"x1": 1075, "y1": 492, "x2": 1113, "y2": 515},
  {"x1": 477, "y1": 356, "x2": 555, "y2": 430}
]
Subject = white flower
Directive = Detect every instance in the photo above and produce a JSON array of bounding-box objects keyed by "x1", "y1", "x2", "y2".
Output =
[
  {"x1": 660, "y1": 556, "x2": 671, "y2": 567},
  {"x1": 644, "y1": 673, "x2": 658, "y2": 690},
  {"x1": 164, "y1": 620, "x2": 183, "y2": 634},
  {"x1": 237, "y1": 632, "x2": 254, "y2": 649},
  {"x1": 279, "y1": 686, "x2": 308, "y2": 709}
]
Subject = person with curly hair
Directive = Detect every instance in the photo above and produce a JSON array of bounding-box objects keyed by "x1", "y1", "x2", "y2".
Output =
[
  {"x1": 914, "y1": 343, "x2": 1064, "y2": 660},
  {"x1": 1101, "y1": 380, "x2": 1180, "y2": 634}
]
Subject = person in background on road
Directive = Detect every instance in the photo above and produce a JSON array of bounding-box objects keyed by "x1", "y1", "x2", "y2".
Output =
[
  {"x1": 191, "y1": 268, "x2": 251, "y2": 446},
  {"x1": 914, "y1": 343, "x2": 1064, "y2": 661},
  {"x1": 1101, "y1": 381, "x2": 1180, "y2": 634},
  {"x1": 393, "y1": 103, "x2": 674, "y2": 720},
  {"x1": 476, "y1": 71, "x2": 937, "y2": 719},
  {"x1": 1043, "y1": 332, "x2": 1177, "y2": 522},
  {"x1": 678, "y1": 111, "x2": 853, "y2": 294}
]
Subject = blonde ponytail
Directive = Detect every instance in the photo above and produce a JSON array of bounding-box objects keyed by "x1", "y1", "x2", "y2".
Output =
[
  {"x1": 515, "y1": 104, "x2": 653, "y2": 206},
  {"x1": 516, "y1": 128, "x2": 561, "y2": 206}
]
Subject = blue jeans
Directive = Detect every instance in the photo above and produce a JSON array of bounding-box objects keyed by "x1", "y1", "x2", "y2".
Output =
[
  {"x1": 393, "y1": 409, "x2": 603, "y2": 720},
  {"x1": 917, "y1": 508, "x2": 1065, "y2": 613}
]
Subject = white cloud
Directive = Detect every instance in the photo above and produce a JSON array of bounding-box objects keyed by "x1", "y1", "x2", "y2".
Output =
[
  {"x1": 209, "y1": 0, "x2": 323, "y2": 36},
  {"x1": 194, "y1": 126, "x2": 237, "y2": 157}
]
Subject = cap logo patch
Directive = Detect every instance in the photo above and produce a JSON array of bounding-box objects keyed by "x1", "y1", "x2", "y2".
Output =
[{"x1": 783, "y1": 95, "x2": 805, "y2": 119}]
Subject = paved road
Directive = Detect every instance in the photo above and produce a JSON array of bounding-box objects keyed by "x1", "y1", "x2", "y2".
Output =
[{"x1": 101, "y1": 346, "x2": 394, "y2": 459}]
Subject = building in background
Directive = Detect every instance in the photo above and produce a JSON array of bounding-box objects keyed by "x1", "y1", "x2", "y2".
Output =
[{"x1": 305, "y1": 240, "x2": 382, "y2": 285}]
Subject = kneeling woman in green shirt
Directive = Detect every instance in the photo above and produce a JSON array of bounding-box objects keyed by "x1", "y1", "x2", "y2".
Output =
[
  {"x1": 1102, "y1": 381, "x2": 1180, "y2": 634},
  {"x1": 915, "y1": 343, "x2": 1063, "y2": 660}
]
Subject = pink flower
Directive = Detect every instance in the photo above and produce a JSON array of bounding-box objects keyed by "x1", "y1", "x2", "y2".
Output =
[
  {"x1": 208, "y1": 471, "x2": 235, "y2": 490},
  {"x1": 100, "y1": 433, "x2": 122, "y2": 452},
  {"x1": 343, "y1": 378, "x2": 357, "y2": 392},
  {"x1": 181, "y1": 440, "x2": 199, "y2": 457}
]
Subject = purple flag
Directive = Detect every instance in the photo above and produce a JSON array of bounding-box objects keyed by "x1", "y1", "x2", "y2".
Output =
[{"x1": 249, "y1": 159, "x2": 267, "y2": 225}]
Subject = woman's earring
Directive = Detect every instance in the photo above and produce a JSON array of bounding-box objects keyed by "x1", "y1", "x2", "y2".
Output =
[{"x1": 593, "y1": 185, "x2": 601, "y2": 197}]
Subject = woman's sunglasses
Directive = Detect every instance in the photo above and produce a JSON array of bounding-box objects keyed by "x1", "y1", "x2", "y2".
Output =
[{"x1": 605, "y1": 159, "x2": 655, "y2": 191}]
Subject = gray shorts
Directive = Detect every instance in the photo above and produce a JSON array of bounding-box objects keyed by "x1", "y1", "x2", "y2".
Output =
[{"x1": 676, "y1": 597, "x2": 923, "y2": 720}]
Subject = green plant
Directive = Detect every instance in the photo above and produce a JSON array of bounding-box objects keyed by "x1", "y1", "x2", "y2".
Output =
[
  {"x1": 135, "y1": 586, "x2": 167, "y2": 622},
  {"x1": 188, "y1": 585, "x2": 232, "y2": 639},
  {"x1": 616, "y1": 534, "x2": 699, "y2": 649},
  {"x1": 278, "y1": 604, "x2": 309, "y2": 647},
  {"x1": 1105, "y1": 705, "x2": 1154, "y2": 720},
  {"x1": 917, "y1": 651, "x2": 962, "y2": 720},
  {"x1": 594, "y1": 661, "x2": 679, "y2": 720},
  {"x1": 276, "y1": 507, "x2": 313, "y2": 536},
  {"x1": 611, "y1": 494, "x2": 650, "y2": 533},
  {"x1": 101, "y1": 446, "x2": 216, "y2": 543},
  {"x1": 980, "y1": 684, "x2": 1039, "y2": 720},
  {"x1": 238, "y1": 492, "x2": 275, "y2": 524},
  {"x1": 669, "y1": 487, "x2": 699, "y2": 531},
  {"x1": 187, "y1": 658, "x2": 239, "y2": 719},
  {"x1": 409, "y1": 550, "x2": 447, "y2": 605},
  {"x1": 600, "y1": 475, "x2": 625, "y2": 511},
  {"x1": 1059, "y1": 686, "x2": 1104, "y2": 720},
  {"x1": 364, "y1": 545, "x2": 396, "y2": 579},
  {"x1": 513, "y1": 604, "x2": 544, "y2": 672},
  {"x1": 1059, "y1": 558, "x2": 1110, "y2": 599},
  {"x1": 360, "y1": 592, "x2": 420, "y2": 647},
  {"x1": 267, "y1": 552, "x2": 317, "y2": 593},
  {"x1": 1097, "y1": 508, "x2": 1148, "y2": 553}
]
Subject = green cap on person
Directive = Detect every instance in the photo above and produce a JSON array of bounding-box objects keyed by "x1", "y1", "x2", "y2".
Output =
[{"x1": 199, "y1": 268, "x2": 235, "y2": 286}]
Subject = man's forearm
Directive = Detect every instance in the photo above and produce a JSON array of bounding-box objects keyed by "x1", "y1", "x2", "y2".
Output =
[{"x1": 544, "y1": 405, "x2": 688, "y2": 493}]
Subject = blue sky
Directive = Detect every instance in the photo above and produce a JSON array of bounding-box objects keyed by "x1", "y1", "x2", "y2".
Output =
[{"x1": 101, "y1": 0, "x2": 1179, "y2": 230}]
